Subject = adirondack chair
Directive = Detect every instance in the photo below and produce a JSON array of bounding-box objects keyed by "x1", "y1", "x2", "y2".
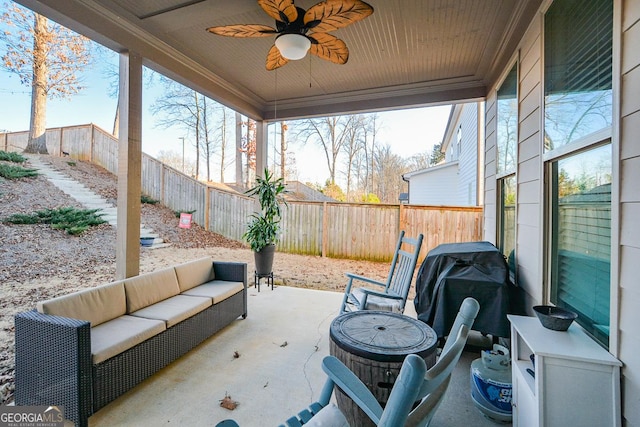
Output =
[
  {"x1": 406, "y1": 296, "x2": 480, "y2": 427},
  {"x1": 339, "y1": 231, "x2": 424, "y2": 314},
  {"x1": 216, "y1": 298, "x2": 478, "y2": 427},
  {"x1": 280, "y1": 297, "x2": 479, "y2": 427}
]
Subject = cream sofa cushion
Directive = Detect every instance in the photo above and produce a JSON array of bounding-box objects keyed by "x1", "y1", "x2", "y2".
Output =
[
  {"x1": 91, "y1": 315, "x2": 166, "y2": 364},
  {"x1": 174, "y1": 257, "x2": 215, "y2": 292},
  {"x1": 37, "y1": 281, "x2": 126, "y2": 327},
  {"x1": 181, "y1": 280, "x2": 244, "y2": 304},
  {"x1": 130, "y1": 295, "x2": 212, "y2": 328},
  {"x1": 124, "y1": 267, "x2": 180, "y2": 313}
]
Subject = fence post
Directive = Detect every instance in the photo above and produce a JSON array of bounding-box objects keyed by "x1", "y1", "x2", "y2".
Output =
[
  {"x1": 204, "y1": 186, "x2": 210, "y2": 231},
  {"x1": 160, "y1": 163, "x2": 165, "y2": 204},
  {"x1": 90, "y1": 124, "x2": 95, "y2": 162},
  {"x1": 322, "y1": 201, "x2": 328, "y2": 258}
]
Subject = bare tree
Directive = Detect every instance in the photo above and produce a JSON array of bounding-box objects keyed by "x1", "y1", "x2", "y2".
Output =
[
  {"x1": 373, "y1": 144, "x2": 408, "y2": 203},
  {"x1": 342, "y1": 116, "x2": 366, "y2": 201},
  {"x1": 150, "y1": 77, "x2": 206, "y2": 179},
  {"x1": 294, "y1": 115, "x2": 356, "y2": 184},
  {"x1": 156, "y1": 149, "x2": 197, "y2": 176},
  {"x1": 1, "y1": 3, "x2": 92, "y2": 153},
  {"x1": 240, "y1": 118, "x2": 256, "y2": 187}
]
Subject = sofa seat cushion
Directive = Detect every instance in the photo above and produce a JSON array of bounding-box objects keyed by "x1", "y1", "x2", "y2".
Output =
[
  {"x1": 174, "y1": 257, "x2": 215, "y2": 292},
  {"x1": 129, "y1": 295, "x2": 212, "y2": 327},
  {"x1": 124, "y1": 267, "x2": 181, "y2": 313},
  {"x1": 37, "y1": 281, "x2": 126, "y2": 327},
  {"x1": 91, "y1": 315, "x2": 166, "y2": 364},
  {"x1": 181, "y1": 280, "x2": 244, "y2": 303}
]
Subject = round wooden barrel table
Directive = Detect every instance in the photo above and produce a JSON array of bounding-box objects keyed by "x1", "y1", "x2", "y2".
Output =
[{"x1": 329, "y1": 311, "x2": 438, "y2": 426}]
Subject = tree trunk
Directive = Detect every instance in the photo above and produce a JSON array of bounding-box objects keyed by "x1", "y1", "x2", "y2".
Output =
[
  {"x1": 280, "y1": 121, "x2": 286, "y2": 180},
  {"x1": 24, "y1": 13, "x2": 49, "y2": 154},
  {"x1": 220, "y1": 108, "x2": 227, "y2": 183},
  {"x1": 112, "y1": 96, "x2": 120, "y2": 137}
]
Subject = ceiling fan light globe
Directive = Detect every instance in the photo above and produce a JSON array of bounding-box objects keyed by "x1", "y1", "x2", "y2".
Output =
[{"x1": 275, "y1": 34, "x2": 311, "y2": 60}]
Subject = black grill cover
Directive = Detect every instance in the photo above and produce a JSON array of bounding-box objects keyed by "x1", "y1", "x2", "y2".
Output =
[{"x1": 414, "y1": 241, "x2": 522, "y2": 339}]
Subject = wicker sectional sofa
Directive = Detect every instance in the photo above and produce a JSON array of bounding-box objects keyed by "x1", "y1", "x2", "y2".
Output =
[{"x1": 14, "y1": 257, "x2": 247, "y2": 427}]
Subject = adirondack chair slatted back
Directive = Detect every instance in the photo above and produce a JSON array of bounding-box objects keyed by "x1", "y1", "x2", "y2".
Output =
[{"x1": 340, "y1": 231, "x2": 424, "y2": 314}]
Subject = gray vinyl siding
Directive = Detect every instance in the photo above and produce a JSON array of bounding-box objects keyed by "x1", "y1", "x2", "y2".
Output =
[
  {"x1": 407, "y1": 163, "x2": 460, "y2": 205},
  {"x1": 619, "y1": 0, "x2": 640, "y2": 424},
  {"x1": 457, "y1": 104, "x2": 479, "y2": 205},
  {"x1": 484, "y1": 0, "x2": 639, "y2": 424},
  {"x1": 483, "y1": 97, "x2": 497, "y2": 244}
]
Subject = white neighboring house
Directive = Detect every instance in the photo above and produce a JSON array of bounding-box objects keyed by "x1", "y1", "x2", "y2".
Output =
[{"x1": 402, "y1": 102, "x2": 484, "y2": 206}]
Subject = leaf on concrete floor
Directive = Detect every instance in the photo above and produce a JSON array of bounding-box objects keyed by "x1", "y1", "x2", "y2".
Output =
[{"x1": 220, "y1": 393, "x2": 239, "y2": 410}]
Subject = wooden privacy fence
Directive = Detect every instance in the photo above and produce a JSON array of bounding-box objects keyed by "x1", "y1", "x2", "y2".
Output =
[{"x1": 2, "y1": 124, "x2": 484, "y2": 262}]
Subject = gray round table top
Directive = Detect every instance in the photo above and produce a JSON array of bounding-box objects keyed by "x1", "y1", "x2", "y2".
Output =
[{"x1": 330, "y1": 311, "x2": 438, "y2": 362}]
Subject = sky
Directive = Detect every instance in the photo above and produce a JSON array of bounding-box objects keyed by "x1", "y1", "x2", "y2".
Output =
[{"x1": 0, "y1": 42, "x2": 452, "y2": 185}]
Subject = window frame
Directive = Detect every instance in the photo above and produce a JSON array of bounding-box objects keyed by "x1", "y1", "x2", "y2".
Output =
[
  {"x1": 541, "y1": 0, "x2": 617, "y2": 349},
  {"x1": 495, "y1": 60, "x2": 519, "y2": 278}
]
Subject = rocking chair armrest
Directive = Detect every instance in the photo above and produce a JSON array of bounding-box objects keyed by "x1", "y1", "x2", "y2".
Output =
[
  {"x1": 359, "y1": 288, "x2": 403, "y2": 300},
  {"x1": 344, "y1": 272, "x2": 386, "y2": 288},
  {"x1": 322, "y1": 356, "x2": 383, "y2": 424}
]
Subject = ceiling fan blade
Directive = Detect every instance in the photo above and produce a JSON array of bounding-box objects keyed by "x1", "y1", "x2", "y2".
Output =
[
  {"x1": 266, "y1": 44, "x2": 289, "y2": 70},
  {"x1": 304, "y1": 0, "x2": 374, "y2": 33},
  {"x1": 308, "y1": 33, "x2": 349, "y2": 65},
  {"x1": 258, "y1": 0, "x2": 298, "y2": 24},
  {"x1": 207, "y1": 24, "x2": 277, "y2": 38}
]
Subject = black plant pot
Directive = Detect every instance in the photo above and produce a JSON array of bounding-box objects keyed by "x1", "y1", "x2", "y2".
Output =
[{"x1": 254, "y1": 244, "x2": 275, "y2": 275}]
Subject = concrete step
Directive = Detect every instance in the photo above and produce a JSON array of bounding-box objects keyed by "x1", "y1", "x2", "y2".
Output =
[{"x1": 26, "y1": 155, "x2": 166, "y2": 247}]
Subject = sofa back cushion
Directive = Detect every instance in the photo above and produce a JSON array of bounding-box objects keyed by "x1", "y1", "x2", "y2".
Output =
[
  {"x1": 174, "y1": 257, "x2": 215, "y2": 292},
  {"x1": 37, "y1": 281, "x2": 126, "y2": 327},
  {"x1": 124, "y1": 267, "x2": 180, "y2": 313}
]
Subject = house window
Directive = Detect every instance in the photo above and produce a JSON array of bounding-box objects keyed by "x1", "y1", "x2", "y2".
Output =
[
  {"x1": 544, "y1": 0, "x2": 613, "y2": 347},
  {"x1": 496, "y1": 63, "x2": 518, "y2": 270},
  {"x1": 456, "y1": 125, "x2": 462, "y2": 160},
  {"x1": 498, "y1": 174, "x2": 516, "y2": 274},
  {"x1": 544, "y1": 0, "x2": 613, "y2": 151},
  {"x1": 549, "y1": 144, "x2": 611, "y2": 345},
  {"x1": 497, "y1": 65, "x2": 518, "y2": 175}
]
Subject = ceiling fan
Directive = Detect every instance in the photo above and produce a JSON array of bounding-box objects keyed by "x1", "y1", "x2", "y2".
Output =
[{"x1": 206, "y1": 0, "x2": 374, "y2": 70}]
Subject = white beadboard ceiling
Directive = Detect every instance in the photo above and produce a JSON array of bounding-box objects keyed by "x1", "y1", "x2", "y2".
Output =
[{"x1": 15, "y1": 0, "x2": 542, "y2": 120}]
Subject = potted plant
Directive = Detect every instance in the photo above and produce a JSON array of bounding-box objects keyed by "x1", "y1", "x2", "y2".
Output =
[{"x1": 243, "y1": 168, "x2": 287, "y2": 275}]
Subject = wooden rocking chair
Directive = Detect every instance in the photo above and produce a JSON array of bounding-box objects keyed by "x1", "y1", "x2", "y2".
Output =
[{"x1": 339, "y1": 231, "x2": 424, "y2": 314}]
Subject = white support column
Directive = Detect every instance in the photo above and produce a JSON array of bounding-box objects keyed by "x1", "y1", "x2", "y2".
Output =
[
  {"x1": 255, "y1": 120, "x2": 268, "y2": 178},
  {"x1": 115, "y1": 51, "x2": 143, "y2": 279}
]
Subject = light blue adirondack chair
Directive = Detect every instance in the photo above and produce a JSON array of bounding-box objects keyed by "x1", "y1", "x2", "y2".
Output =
[
  {"x1": 340, "y1": 231, "x2": 424, "y2": 314},
  {"x1": 285, "y1": 298, "x2": 479, "y2": 427},
  {"x1": 216, "y1": 298, "x2": 479, "y2": 427}
]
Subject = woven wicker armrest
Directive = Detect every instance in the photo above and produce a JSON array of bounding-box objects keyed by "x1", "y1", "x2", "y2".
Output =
[
  {"x1": 213, "y1": 261, "x2": 247, "y2": 286},
  {"x1": 15, "y1": 310, "x2": 93, "y2": 427}
]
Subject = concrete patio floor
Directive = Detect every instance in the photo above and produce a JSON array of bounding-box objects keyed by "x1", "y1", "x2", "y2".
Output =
[{"x1": 87, "y1": 285, "x2": 509, "y2": 426}]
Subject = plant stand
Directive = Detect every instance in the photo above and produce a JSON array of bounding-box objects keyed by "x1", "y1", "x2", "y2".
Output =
[{"x1": 254, "y1": 271, "x2": 273, "y2": 292}]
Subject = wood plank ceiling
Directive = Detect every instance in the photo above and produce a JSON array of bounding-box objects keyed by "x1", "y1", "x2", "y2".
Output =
[{"x1": 15, "y1": 0, "x2": 542, "y2": 120}]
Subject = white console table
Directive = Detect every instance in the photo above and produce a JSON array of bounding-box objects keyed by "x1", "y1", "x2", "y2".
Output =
[{"x1": 508, "y1": 315, "x2": 622, "y2": 427}]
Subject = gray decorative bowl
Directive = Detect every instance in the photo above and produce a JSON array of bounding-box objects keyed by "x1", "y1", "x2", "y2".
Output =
[{"x1": 533, "y1": 305, "x2": 577, "y2": 331}]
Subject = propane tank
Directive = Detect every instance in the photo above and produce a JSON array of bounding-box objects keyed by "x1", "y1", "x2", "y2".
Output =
[{"x1": 470, "y1": 344, "x2": 512, "y2": 422}]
